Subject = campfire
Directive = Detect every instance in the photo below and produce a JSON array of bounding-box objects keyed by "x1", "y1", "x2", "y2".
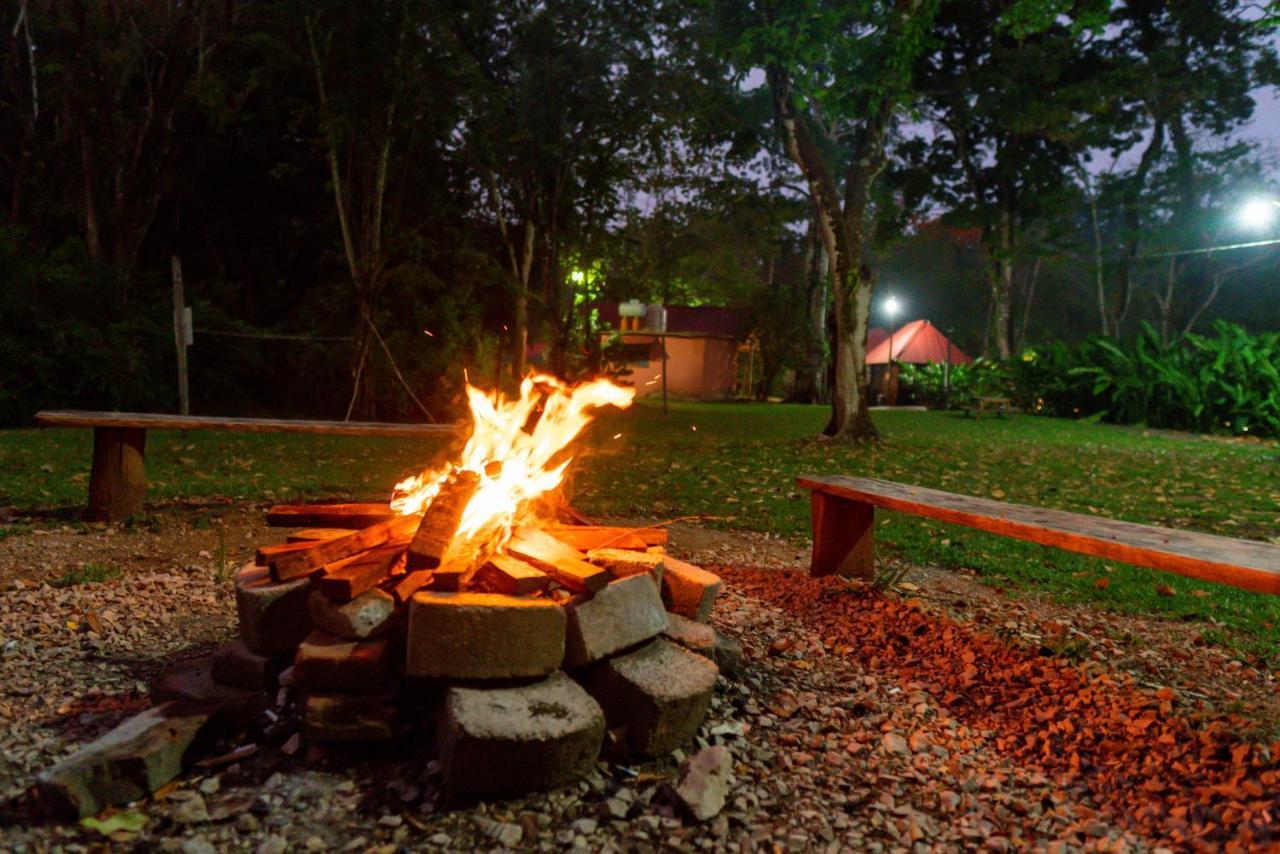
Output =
[{"x1": 228, "y1": 374, "x2": 729, "y2": 796}]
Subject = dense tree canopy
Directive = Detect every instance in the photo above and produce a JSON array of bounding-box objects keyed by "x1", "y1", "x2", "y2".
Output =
[{"x1": 1, "y1": 0, "x2": 1276, "y2": 430}]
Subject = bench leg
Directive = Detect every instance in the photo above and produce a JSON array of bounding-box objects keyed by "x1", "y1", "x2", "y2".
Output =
[
  {"x1": 809, "y1": 491, "x2": 875, "y2": 580},
  {"x1": 85, "y1": 427, "x2": 147, "y2": 522}
]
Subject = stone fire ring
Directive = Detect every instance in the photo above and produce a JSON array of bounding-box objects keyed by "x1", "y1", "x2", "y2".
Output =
[{"x1": 36, "y1": 524, "x2": 738, "y2": 817}]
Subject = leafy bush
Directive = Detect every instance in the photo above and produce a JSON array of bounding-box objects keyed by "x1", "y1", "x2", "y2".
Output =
[
  {"x1": 898, "y1": 358, "x2": 1011, "y2": 408},
  {"x1": 1013, "y1": 323, "x2": 1280, "y2": 437},
  {"x1": 899, "y1": 322, "x2": 1279, "y2": 437}
]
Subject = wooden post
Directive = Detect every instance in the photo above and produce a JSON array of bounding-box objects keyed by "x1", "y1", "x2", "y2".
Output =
[
  {"x1": 809, "y1": 491, "x2": 875, "y2": 579},
  {"x1": 85, "y1": 427, "x2": 147, "y2": 522},
  {"x1": 661, "y1": 333, "x2": 668, "y2": 415},
  {"x1": 172, "y1": 256, "x2": 190, "y2": 415}
]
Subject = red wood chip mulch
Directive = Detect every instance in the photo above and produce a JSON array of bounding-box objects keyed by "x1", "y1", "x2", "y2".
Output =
[{"x1": 720, "y1": 567, "x2": 1280, "y2": 850}]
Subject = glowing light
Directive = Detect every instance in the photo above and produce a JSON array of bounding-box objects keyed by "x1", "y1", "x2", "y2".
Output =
[
  {"x1": 612, "y1": 433, "x2": 622, "y2": 440},
  {"x1": 569, "y1": 270, "x2": 586, "y2": 284},
  {"x1": 391, "y1": 375, "x2": 634, "y2": 542},
  {"x1": 1238, "y1": 198, "x2": 1279, "y2": 231},
  {"x1": 883, "y1": 296, "x2": 901, "y2": 318},
  {"x1": 423, "y1": 329, "x2": 434, "y2": 337}
]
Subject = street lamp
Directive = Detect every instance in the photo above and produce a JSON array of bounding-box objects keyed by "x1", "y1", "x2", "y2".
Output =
[
  {"x1": 883, "y1": 296, "x2": 902, "y2": 405},
  {"x1": 1238, "y1": 197, "x2": 1279, "y2": 232}
]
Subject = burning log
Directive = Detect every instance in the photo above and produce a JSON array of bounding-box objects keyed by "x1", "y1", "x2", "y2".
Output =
[
  {"x1": 270, "y1": 515, "x2": 418, "y2": 582},
  {"x1": 286, "y1": 528, "x2": 355, "y2": 543},
  {"x1": 266, "y1": 503, "x2": 396, "y2": 529},
  {"x1": 387, "y1": 570, "x2": 434, "y2": 603},
  {"x1": 317, "y1": 547, "x2": 406, "y2": 601},
  {"x1": 255, "y1": 541, "x2": 316, "y2": 566},
  {"x1": 407, "y1": 470, "x2": 480, "y2": 570},
  {"x1": 543, "y1": 526, "x2": 668, "y2": 551},
  {"x1": 474, "y1": 554, "x2": 550, "y2": 595},
  {"x1": 506, "y1": 527, "x2": 610, "y2": 594}
]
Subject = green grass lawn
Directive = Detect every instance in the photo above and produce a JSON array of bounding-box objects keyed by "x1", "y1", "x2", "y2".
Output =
[{"x1": 4, "y1": 401, "x2": 1280, "y2": 657}]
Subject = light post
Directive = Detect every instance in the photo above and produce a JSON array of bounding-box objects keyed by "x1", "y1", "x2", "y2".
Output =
[{"x1": 883, "y1": 296, "x2": 901, "y2": 404}]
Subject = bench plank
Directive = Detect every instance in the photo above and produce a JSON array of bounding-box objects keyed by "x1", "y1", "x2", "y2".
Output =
[
  {"x1": 798, "y1": 475, "x2": 1280, "y2": 595},
  {"x1": 36, "y1": 410, "x2": 459, "y2": 438}
]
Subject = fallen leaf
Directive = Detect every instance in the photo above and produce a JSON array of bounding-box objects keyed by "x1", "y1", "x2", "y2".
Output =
[
  {"x1": 82, "y1": 811, "x2": 147, "y2": 836},
  {"x1": 1094, "y1": 578, "x2": 1110, "y2": 590}
]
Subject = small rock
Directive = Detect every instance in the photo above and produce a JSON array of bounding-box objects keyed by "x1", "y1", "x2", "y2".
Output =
[
  {"x1": 211, "y1": 640, "x2": 284, "y2": 689},
  {"x1": 36, "y1": 703, "x2": 216, "y2": 818},
  {"x1": 712, "y1": 631, "x2": 743, "y2": 675},
  {"x1": 198, "y1": 776, "x2": 220, "y2": 795},
  {"x1": 881, "y1": 732, "x2": 910, "y2": 756},
  {"x1": 673, "y1": 745, "x2": 732, "y2": 821},
  {"x1": 236, "y1": 564, "x2": 313, "y2": 654},
  {"x1": 172, "y1": 793, "x2": 210, "y2": 824},
  {"x1": 236, "y1": 813, "x2": 261, "y2": 833},
  {"x1": 182, "y1": 838, "x2": 218, "y2": 854},
  {"x1": 308, "y1": 588, "x2": 397, "y2": 640}
]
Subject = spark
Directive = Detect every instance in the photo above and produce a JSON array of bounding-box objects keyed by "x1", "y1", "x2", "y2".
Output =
[
  {"x1": 423, "y1": 329, "x2": 434, "y2": 337},
  {"x1": 691, "y1": 425, "x2": 698, "y2": 432},
  {"x1": 612, "y1": 433, "x2": 622, "y2": 440}
]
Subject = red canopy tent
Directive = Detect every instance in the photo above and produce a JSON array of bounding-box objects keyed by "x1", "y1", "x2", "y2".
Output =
[
  {"x1": 866, "y1": 327, "x2": 889, "y2": 354},
  {"x1": 866, "y1": 319, "x2": 971, "y2": 365}
]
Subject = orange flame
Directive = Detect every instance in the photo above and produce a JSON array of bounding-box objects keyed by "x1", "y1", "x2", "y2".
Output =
[{"x1": 391, "y1": 374, "x2": 633, "y2": 542}]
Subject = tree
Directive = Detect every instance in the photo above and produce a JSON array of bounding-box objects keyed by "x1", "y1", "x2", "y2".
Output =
[
  {"x1": 297, "y1": 1, "x2": 465, "y2": 416},
  {"x1": 910, "y1": 0, "x2": 1108, "y2": 358},
  {"x1": 717, "y1": 0, "x2": 941, "y2": 440},
  {"x1": 11, "y1": 1, "x2": 236, "y2": 280},
  {"x1": 1095, "y1": 0, "x2": 1279, "y2": 340},
  {"x1": 448, "y1": 0, "x2": 720, "y2": 379}
]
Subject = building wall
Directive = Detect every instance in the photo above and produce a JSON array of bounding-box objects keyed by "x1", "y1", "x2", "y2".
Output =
[{"x1": 607, "y1": 334, "x2": 738, "y2": 400}]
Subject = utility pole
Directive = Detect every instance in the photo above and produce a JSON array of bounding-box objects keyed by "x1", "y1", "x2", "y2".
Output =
[{"x1": 172, "y1": 256, "x2": 192, "y2": 415}]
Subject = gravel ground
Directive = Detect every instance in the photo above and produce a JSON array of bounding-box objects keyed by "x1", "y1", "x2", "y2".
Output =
[{"x1": 0, "y1": 510, "x2": 1274, "y2": 850}]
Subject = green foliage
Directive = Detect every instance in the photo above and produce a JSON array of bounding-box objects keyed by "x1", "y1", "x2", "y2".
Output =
[
  {"x1": 1014, "y1": 322, "x2": 1280, "y2": 437},
  {"x1": 898, "y1": 359, "x2": 1011, "y2": 407},
  {"x1": 0, "y1": 229, "x2": 172, "y2": 424},
  {"x1": 51, "y1": 563, "x2": 123, "y2": 588},
  {"x1": 900, "y1": 322, "x2": 1279, "y2": 437}
]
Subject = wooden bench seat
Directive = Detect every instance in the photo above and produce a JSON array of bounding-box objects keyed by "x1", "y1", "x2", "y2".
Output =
[
  {"x1": 35, "y1": 410, "x2": 459, "y2": 522},
  {"x1": 798, "y1": 475, "x2": 1280, "y2": 596}
]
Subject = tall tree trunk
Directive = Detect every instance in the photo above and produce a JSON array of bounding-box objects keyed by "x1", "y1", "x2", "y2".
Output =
[
  {"x1": 79, "y1": 123, "x2": 101, "y2": 263},
  {"x1": 989, "y1": 202, "x2": 1015, "y2": 359},
  {"x1": 790, "y1": 210, "x2": 828, "y2": 404},
  {"x1": 1014, "y1": 256, "x2": 1041, "y2": 352},
  {"x1": 1116, "y1": 121, "x2": 1165, "y2": 336},
  {"x1": 514, "y1": 219, "x2": 533, "y2": 380},
  {"x1": 767, "y1": 63, "x2": 880, "y2": 441}
]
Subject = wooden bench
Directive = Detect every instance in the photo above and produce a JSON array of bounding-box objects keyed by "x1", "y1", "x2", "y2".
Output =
[
  {"x1": 35, "y1": 410, "x2": 460, "y2": 523},
  {"x1": 965, "y1": 396, "x2": 1012, "y2": 419},
  {"x1": 798, "y1": 475, "x2": 1280, "y2": 596}
]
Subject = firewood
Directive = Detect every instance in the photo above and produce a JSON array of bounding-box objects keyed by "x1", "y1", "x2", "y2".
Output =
[
  {"x1": 506, "y1": 527, "x2": 610, "y2": 594},
  {"x1": 387, "y1": 569, "x2": 434, "y2": 603},
  {"x1": 286, "y1": 528, "x2": 354, "y2": 543},
  {"x1": 270, "y1": 514, "x2": 418, "y2": 581},
  {"x1": 255, "y1": 541, "x2": 315, "y2": 566},
  {"x1": 266, "y1": 503, "x2": 395, "y2": 529},
  {"x1": 543, "y1": 525, "x2": 667, "y2": 551},
  {"x1": 317, "y1": 547, "x2": 405, "y2": 600},
  {"x1": 428, "y1": 545, "x2": 483, "y2": 592},
  {"x1": 407, "y1": 470, "x2": 480, "y2": 570},
  {"x1": 474, "y1": 554, "x2": 550, "y2": 595}
]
